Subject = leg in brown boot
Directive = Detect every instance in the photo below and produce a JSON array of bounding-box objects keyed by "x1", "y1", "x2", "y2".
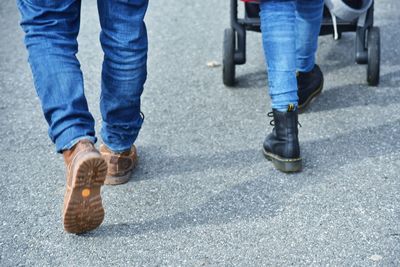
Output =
[
  {"x1": 63, "y1": 140, "x2": 108, "y2": 234},
  {"x1": 100, "y1": 144, "x2": 138, "y2": 185}
]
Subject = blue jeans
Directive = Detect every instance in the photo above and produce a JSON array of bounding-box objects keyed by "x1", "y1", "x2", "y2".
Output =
[
  {"x1": 259, "y1": 0, "x2": 324, "y2": 111},
  {"x1": 17, "y1": 0, "x2": 148, "y2": 153}
]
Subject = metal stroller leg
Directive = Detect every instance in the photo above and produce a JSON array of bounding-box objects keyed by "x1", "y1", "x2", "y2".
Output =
[
  {"x1": 355, "y1": 26, "x2": 368, "y2": 64},
  {"x1": 354, "y1": 3, "x2": 380, "y2": 86},
  {"x1": 230, "y1": 0, "x2": 246, "y2": 65},
  {"x1": 223, "y1": 0, "x2": 247, "y2": 86},
  {"x1": 355, "y1": 4, "x2": 374, "y2": 64}
]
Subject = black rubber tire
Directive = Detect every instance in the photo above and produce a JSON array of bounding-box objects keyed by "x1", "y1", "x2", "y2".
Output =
[
  {"x1": 223, "y1": 28, "x2": 235, "y2": 87},
  {"x1": 367, "y1": 27, "x2": 380, "y2": 86}
]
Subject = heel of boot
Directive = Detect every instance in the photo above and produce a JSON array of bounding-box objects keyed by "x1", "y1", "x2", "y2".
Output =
[
  {"x1": 272, "y1": 157, "x2": 302, "y2": 173},
  {"x1": 263, "y1": 149, "x2": 302, "y2": 173}
]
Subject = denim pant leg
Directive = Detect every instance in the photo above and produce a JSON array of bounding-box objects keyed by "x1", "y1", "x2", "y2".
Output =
[
  {"x1": 17, "y1": 0, "x2": 96, "y2": 152},
  {"x1": 259, "y1": 0, "x2": 298, "y2": 111},
  {"x1": 295, "y1": 0, "x2": 324, "y2": 72},
  {"x1": 97, "y1": 0, "x2": 148, "y2": 153}
]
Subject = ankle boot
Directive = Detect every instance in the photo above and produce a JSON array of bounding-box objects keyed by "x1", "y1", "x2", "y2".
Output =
[
  {"x1": 62, "y1": 140, "x2": 108, "y2": 234},
  {"x1": 297, "y1": 64, "x2": 324, "y2": 112},
  {"x1": 262, "y1": 108, "x2": 302, "y2": 172},
  {"x1": 100, "y1": 144, "x2": 138, "y2": 185}
]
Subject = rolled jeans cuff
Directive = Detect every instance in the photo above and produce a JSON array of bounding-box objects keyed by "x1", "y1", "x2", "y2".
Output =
[
  {"x1": 101, "y1": 128, "x2": 140, "y2": 153},
  {"x1": 56, "y1": 127, "x2": 97, "y2": 153}
]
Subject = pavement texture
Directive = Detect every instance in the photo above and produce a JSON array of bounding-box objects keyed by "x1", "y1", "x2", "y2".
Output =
[{"x1": 1, "y1": 0, "x2": 400, "y2": 266}]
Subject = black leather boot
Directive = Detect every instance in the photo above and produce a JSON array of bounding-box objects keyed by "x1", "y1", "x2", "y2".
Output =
[
  {"x1": 263, "y1": 108, "x2": 302, "y2": 173},
  {"x1": 297, "y1": 64, "x2": 324, "y2": 112}
]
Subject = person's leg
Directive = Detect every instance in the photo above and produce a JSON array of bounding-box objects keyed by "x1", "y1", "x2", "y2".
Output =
[
  {"x1": 259, "y1": 0, "x2": 302, "y2": 172},
  {"x1": 295, "y1": 0, "x2": 325, "y2": 111},
  {"x1": 97, "y1": 0, "x2": 148, "y2": 184},
  {"x1": 17, "y1": 0, "x2": 107, "y2": 234},
  {"x1": 259, "y1": 0, "x2": 298, "y2": 112},
  {"x1": 295, "y1": 0, "x2": 324, "y2": 72},
  {"x1": 97, "y1": 0, "x2": 148, "y2": 153},
  {"x1": 17, "y1": 0, "x2": 96, "y2": 152}
]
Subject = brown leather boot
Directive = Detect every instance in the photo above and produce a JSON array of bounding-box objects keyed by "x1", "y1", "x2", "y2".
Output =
[
  {"x1": 99, "y1": 144, "x2": 138, "y2": 185},
  {"x1": 62, "y1": 140, "x2": 108, "y2": 234}
]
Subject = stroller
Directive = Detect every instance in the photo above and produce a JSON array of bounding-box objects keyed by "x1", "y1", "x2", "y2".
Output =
[{"x1": 222, "y1": 0, "x2": 380, "y2": 86}]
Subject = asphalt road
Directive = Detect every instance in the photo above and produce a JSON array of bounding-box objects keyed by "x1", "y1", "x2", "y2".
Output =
[{"x1": 1, "y1": 0, "x2": 400, "y2": 266}]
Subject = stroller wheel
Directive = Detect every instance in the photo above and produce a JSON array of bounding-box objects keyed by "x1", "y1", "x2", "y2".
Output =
[
  {"x1": 367, "y1": 27, "x2": 380, "y2": 86},
  {"x1": 223, "y1": 28, "x2": 236, "y2": 87}
]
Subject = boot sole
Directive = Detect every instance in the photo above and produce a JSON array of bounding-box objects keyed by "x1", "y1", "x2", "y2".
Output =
[
  {"x1": 298, "y1": 78, "x2": 324, "y2": 113},
  {"x1": 262, "y1": 148, "x2": 302, "y2": 173},
  {"x1": 63, "y1": 153, "x2": 107, "y2": 234}
]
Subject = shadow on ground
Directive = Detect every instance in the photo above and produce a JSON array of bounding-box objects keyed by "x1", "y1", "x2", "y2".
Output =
[
  {"x1": 80, "y1": 117, "x2": 399, "y2": 238},
  {"x1": 76, "y1": 13, "x2": 400, "y2": 240}
]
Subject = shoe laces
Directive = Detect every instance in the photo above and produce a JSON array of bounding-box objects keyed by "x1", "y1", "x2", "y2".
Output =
[
  {"x1": 267, "y1": 111, "x2": 302, "y2": 127},
  {"x1": 267, "y1": 111, "x2": 275, "y2": 126}
]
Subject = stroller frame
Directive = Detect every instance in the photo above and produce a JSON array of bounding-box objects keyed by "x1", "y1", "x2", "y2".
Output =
[{"x1": 223, "y1": 0, "x2": 380, "y2": 86}]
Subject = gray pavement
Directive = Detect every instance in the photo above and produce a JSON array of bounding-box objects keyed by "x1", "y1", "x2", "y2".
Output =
[{"x1": 1, "y1": 0, "x2": 400, "y2": 266}]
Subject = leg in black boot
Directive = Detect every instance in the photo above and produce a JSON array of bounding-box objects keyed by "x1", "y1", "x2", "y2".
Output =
[
  {"x1": 297, "y1": 64, "x2": 324, "y2": 112},
  {"x1": 263, "y1": 107, "x2": 302, "y2": 173}
]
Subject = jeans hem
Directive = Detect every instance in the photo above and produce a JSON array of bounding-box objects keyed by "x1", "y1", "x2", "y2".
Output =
[
  {"x1": 58, "y1": 135, "x2": 97, "y2": 153},
  {"x1": 101, "y1": 143, "x2": 133, "y2": 154},
  {"x1": 101, "y1": 136, "x2": 137, "y2": 153}
]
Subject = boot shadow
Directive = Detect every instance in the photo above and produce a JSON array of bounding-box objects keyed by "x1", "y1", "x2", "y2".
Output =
[{"x1": 83, "y1": 118, "x2": 399, "y2": 238}]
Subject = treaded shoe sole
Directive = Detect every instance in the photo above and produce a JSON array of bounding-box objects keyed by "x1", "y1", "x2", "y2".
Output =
[
  {"x1": 63, "y1": 153, "x2": 107, "y2": 234},
  {"x1": 298, "y1": 77, "x2": 324, "y2": 113},
  {"x1": 262, "y1": 148, "x2": 302, "y2": 173}
]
